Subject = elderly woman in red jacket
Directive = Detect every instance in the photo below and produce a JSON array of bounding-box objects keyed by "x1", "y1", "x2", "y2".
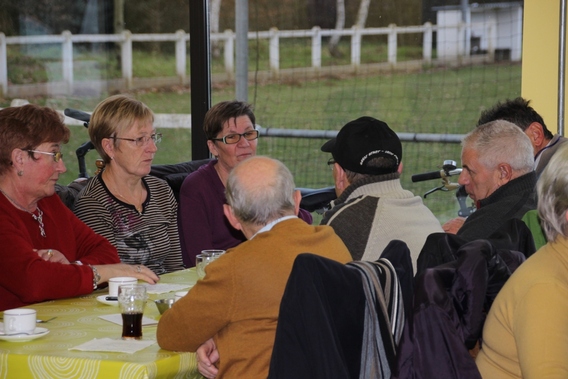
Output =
[{"x1": 0, "y1": 104, "x2": 158, "y2": 311}]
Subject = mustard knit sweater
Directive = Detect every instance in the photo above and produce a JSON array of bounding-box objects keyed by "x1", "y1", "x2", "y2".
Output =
[{"x1": 157, "y1": 218, "x2": 352, "y2": 378}]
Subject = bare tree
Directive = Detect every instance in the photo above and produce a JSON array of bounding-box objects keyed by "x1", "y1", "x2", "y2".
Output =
[
  {"x1": 210, "y1": 0, "x2": 222, "y2": 57},
  {"x1": 354, "y1": 0, "x2": 371, "y2": 29},
  {"x1": 328, "y1": 0, "x2": 344, "y2": 57}
]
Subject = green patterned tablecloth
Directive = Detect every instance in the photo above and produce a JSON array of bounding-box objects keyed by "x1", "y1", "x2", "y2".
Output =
[{"x1": 0, "y1": 268, "x2": 203, "y2": 379}]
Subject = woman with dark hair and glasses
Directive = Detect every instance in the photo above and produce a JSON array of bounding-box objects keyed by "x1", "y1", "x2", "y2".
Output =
[
  {"x1": 177, "y1": 100, "x2": 312, "y2": 267},
  {"x1": 0, "y1": 103, "x2": 158, "y2": 311},
  {"x1": 74, "y1": 94, "x2": 184, "y2": 275}
]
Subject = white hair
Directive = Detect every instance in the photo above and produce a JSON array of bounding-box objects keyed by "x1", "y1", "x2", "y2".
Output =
[
  {"x1": 537, "y1": 143, "x2": 568, "y2": 242},
  {"x1": 463, "y1": 120, "x2": 534, "y2": 174}
]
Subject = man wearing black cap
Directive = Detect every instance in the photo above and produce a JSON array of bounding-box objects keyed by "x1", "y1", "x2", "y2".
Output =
[{"x1": 321, "y1": 116, "x2": 443, "y2": 270}]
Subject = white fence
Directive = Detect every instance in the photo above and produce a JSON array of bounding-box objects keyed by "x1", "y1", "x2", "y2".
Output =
[{"x1": 0, "y1": 20, "x2": 507, "y2": 97}]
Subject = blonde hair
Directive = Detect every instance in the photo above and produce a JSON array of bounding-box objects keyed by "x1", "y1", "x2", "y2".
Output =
[
  {"x1": 89, "y1": 94, "x2": 154, "y2": 164},
  {"x1": 537, "y1": 143, "x2": 568, "y2": 242}
]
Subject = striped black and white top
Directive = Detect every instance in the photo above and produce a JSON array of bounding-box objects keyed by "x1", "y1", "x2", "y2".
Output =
[{"x1": 74, "y1": 174, "x2": 185, "y2": 275}]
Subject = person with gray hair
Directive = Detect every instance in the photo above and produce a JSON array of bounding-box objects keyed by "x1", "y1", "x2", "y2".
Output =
[
  {"x1": 476, "y1": 143, "x2": 568, "y2": 378},
  {"x1": 157, "y1": 156, "x2": 351, "y2": 379},
  {"x1": 443, "y1": 120, "x2": 537, "y2": 241}
]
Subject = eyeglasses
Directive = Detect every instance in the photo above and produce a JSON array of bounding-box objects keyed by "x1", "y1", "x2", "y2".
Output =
[
  {"x1": 210, "y1": 130, "x2": 259, "y2": 145},
  {"x1": 112, "y1": 133, "x2": 162, "y2": 147},
  {"x1": 327, "y1": 158, "x2": 336, "y2": 170},
  {"x1": 25, "y1": 150, "x2": 63, "y2": 162}
]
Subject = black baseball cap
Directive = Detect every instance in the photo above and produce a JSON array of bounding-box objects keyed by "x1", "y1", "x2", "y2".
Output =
[{"x1": 321, "y1": 116, "x2": 402, "y2": 175}]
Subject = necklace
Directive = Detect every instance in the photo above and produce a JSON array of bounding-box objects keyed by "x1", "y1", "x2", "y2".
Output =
[
  {"x1": 0, "y1": 188, "x2": 46, "y2": 237},
  {"x1": 102, "y1": 172, "x2": 145, "y2": 214}
]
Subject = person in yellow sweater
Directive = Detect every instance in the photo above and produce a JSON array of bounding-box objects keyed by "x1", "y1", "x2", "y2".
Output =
[
  {"x1": 475, "y1": 143, "x2": 568, "y2": 378},
  {"x1": 157, "y1": 156, "x2": 352, "y2": 378}
]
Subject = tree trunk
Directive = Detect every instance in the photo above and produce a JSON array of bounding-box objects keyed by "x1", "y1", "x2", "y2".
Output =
[
  {"x1": 210, "y1": 0, "x2": 222, "y2": 57},
  {"x1": 355, "y1": 0, "x2": 371, "y2": 29},
  {"x1": 328, "y1": 0, "x2": 344, "y2": 57}
]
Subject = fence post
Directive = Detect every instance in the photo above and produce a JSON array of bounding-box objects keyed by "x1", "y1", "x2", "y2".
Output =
[
  {"x1": 458, "y1": 22, "x2": 465, "y2": 57},
  {"x1": 224, "y1": 29, "x2": 234, "y2": 80},
  {"x1": 62, "y1": 31, "x2": 73, "y2": 94},
  {"x1": 487, "y1": 17, "x2": 496, "y2": 62},
  {"x1": 312, "y1": 26, "x2": 321, "y2": 69},
  {"x1": 388, "y1": 24, "x2": 397, "y2": 65},
  {"x1": 175, "y1": 29, "x2": 187, "y2": 84},
  {"x1": 121, "y1": 30, "x2": 133, "y2": 89},
  {"x1": 423, "y1": 22, "x2": 432, "y2": 63},
  {"x1": 351, "y1": 26, "x2": 361, "y2": 67},
  {"x1": 269, "y1": 27, "x2": 280, "y2": 78},
  {"x1": 0, "y1": 33, "x2": 6, "y2": 97}
]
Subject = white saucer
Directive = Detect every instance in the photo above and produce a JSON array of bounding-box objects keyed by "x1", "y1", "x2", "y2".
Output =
[
  {"x1": 96, "y1": 295, "x2": 118, "y2": 306},
  {"x1": 0, "y1": 327, "x2": 49, "y2": 342}
]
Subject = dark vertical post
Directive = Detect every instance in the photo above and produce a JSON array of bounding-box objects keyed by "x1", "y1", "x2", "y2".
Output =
[
  {"x1": 558, "y1": 0, "x2": 567, "y2": 135},
  {"x1": 190, "y1": 0, "x2": 211, "y2": 160}
]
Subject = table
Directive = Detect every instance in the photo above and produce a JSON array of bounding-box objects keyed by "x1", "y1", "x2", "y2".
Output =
[{"x1": 0, "y1": 268, "x2": 204, "y2": 379}]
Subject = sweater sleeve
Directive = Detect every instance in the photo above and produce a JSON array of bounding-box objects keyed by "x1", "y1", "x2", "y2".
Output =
[
  {"x1": 178, "y1": 177, "x2": 215, "y2": 267},
  {"x1": 157, "y1": 254, "x2": 235, "y2": 351},
  {"x1": 65, "y1": 200, "x2": 121, "y2": 265},
  {"x1": 0, "y1": 196, "x2": 119, "y2": 310},
  {"x1": 514, "y1": 283, "x2": 568, "y2": 379}
]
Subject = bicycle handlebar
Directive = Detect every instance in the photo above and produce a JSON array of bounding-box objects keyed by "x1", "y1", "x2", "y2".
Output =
[
  {"x1": 64, "y1": 108, "x2": 91, "y2": 126},
  {"x1": 411, "y1": 170, "x2": 442, "y2": 182}
]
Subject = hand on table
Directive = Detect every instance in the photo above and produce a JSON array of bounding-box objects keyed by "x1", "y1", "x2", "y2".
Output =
[
  {"x1": 35, "y1": 248, "x2": 70, "y2": 264},
  {"x1": 95, "y1": 263, "x2": 160, "y2": 285},
  {"x1": 196, "y1": 338, "x2": 219, "y2": 379},
  {"x1": 442, "y1": 217, "x2": 467, "y2": 234}
]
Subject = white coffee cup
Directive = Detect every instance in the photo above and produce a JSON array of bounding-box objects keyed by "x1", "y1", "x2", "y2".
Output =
[
  {"x1": 175, "y1": 291, "x2": 189, "y2": 302},
  {"x1": 108, "y1": 277, "x2": 138, "y2": 297},
  {"x1": 3, "y1": 308, "x2": 37, "y2": 335}
]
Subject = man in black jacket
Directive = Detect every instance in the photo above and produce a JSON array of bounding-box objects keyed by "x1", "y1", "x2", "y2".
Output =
[{"x1": 443, "y1": 120, "x2": 537, "y2": 241}]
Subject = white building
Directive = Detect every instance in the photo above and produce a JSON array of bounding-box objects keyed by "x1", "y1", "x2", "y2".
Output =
[{"x1": 433, "y1": 2, "x2": 523, "y2": 61}]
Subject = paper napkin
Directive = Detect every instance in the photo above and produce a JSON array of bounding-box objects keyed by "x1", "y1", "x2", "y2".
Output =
[{"x1": 70, "y1": 338, "x2": 155, "y2": 354}]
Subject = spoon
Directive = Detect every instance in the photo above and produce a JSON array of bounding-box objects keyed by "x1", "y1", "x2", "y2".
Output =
[{"x1": 36, "y1": 317, "x2": 57, "y2": 323}]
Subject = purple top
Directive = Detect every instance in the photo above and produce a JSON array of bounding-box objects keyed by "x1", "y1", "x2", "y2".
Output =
[{"x1": 177, "y1": 160, "x2": 313, "y2": 267}]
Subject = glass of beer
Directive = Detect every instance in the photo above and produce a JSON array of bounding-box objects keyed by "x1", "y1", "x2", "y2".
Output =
[{"x1": 117, "y1": 284, "x2": 148, "y2": 340}]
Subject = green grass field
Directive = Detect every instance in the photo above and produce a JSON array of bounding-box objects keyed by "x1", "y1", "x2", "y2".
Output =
[{"x1": 0, "y1": 43, "x2": 521, "y2": 223}]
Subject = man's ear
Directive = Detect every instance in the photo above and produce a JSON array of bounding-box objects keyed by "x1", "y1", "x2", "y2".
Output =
[
  {"x1": 497, "y1": 163, "x2": 513, "y2": 184},
  {"x1": 334, "y1": 164, "x2": 349, "y2": 196},
  {"x1": 293, "y1": 189, "x2": 301, "y2": 215},
  {"x1": 397, "y1": 162, "x2": 403, "y2": 174},
  {"x1": 525, "y1": 122, "x2": 546, "y2": 153},
  {"x1": 223, "y1": 204, "x2": 242, "y2": 231}
]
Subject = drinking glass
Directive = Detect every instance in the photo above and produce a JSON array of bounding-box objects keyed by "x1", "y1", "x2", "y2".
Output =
[
  {"x1": 195, "y1": 253, "x2": 215, "y2": 279},
  {"x1": 117, "y1": 284, "x2": 147, "y2": 340}
]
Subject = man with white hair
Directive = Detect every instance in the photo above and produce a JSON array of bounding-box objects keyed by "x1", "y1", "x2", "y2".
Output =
[
  {"x1": 157, "y1": 156, "x2": 351, "y2": 379},
  {"x1": 443, "y1": 120, "x2": 537, "y2": 240}
]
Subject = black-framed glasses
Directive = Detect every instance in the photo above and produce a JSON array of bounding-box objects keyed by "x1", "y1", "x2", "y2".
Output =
[
  {"x1": 327, "y1": 158, "x2": 336, "y2": 170},
  {"x1": 111, "y1": 133, "x2": 162, "y2": 147},
  {"x1": 25, "y1": 150, "x2": 63, "y2": 162},
  {"x1": 210, "y1": 130, "x2": 259, "y2": 145}
]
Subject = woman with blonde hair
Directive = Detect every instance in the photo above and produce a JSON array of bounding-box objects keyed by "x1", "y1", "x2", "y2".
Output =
[{"x1": 74, "y1": 94, "x2": 184, "y2": 274}]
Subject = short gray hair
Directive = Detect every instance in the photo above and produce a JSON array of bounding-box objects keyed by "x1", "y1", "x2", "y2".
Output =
[
  {"x1": 463, "y1": 120, "x2": 533, "y2": 174},
  {"x1": 537, "y1": 143, "x2": 568, "y2": 242},
  {"x1": 225, "y1": 156, "x2": 296, "y2": 226}
]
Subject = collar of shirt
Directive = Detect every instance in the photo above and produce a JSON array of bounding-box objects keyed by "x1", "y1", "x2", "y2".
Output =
[
  {"x1": 250, "y1": 215, "x2": 297, "y2": 239},
  {"x1": 534, "y1": 136, "x2": 560, "y2": 167}
]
